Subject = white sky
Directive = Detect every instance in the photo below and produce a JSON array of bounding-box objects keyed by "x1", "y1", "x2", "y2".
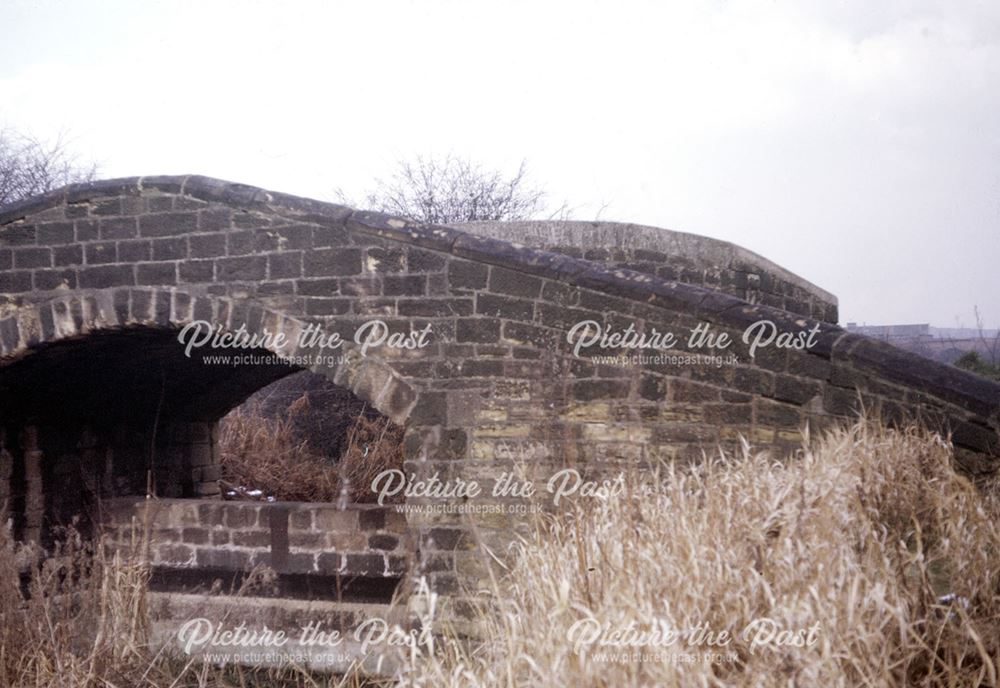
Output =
[{"x1": 2, "y1": 0, "x2": 998, "y2": 327}]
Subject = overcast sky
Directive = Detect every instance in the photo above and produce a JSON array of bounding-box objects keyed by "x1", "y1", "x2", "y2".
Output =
[{"x1": 2, "y1": 0, "x2": 998, "y2": 327}]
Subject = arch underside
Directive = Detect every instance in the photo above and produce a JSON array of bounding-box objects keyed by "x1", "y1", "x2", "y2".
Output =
[
  {"x1": 0, "y1": 326, "x2": 297, "y2": 425},
  {"x1": 0, "y1": 288, "x2": 417, "y2": 426}
]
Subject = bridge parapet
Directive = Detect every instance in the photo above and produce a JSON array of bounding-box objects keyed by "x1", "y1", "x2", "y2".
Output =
[{"x1": 1, "y1": 175, "x2": 998, "y2": 639}]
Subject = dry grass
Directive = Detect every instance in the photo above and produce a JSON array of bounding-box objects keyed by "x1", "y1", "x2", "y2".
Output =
[
  {"x1": 0, "y1": 519, "x2": 383, "y2": 687},
  {"x1": 218, "y1": 393, "x2": 405, "y2": 504},
  {"x1": 0, "y1": 524, "x2": 152, "y2": 687},
  {"x1": 2, "y1": 417, "x2": 998, "y2": 686},
  {"x1": 399, "y1": 418, "x2": 1000, "y2": 687}
]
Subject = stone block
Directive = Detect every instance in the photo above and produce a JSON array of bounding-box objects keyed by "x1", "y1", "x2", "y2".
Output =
[
  {"x1": 448, "y1": 260, "x2": 488, "y2": 289},
  {"x1": 315, "y1": 508, "x2": 359, "y2": 532},
  {"x1": 216, "y1": 256, "x2": 266, "y2": 281},
  {"x1": 305, "y1": 248, "x2": 362, "y2": 276},
  {"x1": 138, "y1": 212, "x2": 198, "y2": 237}
]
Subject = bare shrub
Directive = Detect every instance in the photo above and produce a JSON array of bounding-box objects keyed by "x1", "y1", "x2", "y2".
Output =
[{"x1": 356, "y1": 154, "x2": 568, "y2": 224}]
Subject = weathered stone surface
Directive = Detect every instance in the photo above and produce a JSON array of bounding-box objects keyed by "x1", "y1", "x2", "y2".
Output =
[{"x1": 2, "y1": 175, "x2": 999, "y2": 637}]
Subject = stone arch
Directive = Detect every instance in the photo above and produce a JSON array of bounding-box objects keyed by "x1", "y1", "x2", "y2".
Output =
[
  {"x1": 0, "y1": 286, "x2": 423, "y2": 643},
  {"x1": 0, "y1": 286, "x2": 417, "y2": 426},
  {"x1": 0, "y1": 286, "x2": 419, "y2": 542}
]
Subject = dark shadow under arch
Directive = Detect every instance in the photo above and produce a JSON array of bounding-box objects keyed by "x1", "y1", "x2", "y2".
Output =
[
  {"x1": 0, "y1": 288, "x2": 419, "y2": 548},
  {"x1": 0, "y1": 287, "x2": 418, "y2": 425}
]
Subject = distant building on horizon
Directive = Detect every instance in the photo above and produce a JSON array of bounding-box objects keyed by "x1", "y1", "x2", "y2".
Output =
[{"x1": 846, "y1": 322, "x2": 998, "y2": 365}]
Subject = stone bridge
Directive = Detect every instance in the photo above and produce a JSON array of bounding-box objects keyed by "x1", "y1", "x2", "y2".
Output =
[{"x1": 1, "y1": 175, "x2": 998, "y2": 652}]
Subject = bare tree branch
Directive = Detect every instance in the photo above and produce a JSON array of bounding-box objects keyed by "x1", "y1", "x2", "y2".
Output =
[
  {"x1": 0, "y1": 129, "x2": 98, "y2": 208},
  {"x1": 973, "y1": 305, "x2": 1000, "y2": 366},
  {"x1": 361, "y1": 154, "x2": 564, "y2": 224}
]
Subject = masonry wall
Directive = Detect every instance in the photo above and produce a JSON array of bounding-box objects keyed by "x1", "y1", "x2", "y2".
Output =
[
  {"x1": 0, "y1": 420, "x2": 220, "y2": 544},
  {"x1": 103, "y1": 498, "x2": 412, "y2": 583},
  {"x1": 455, "y1": 220, "x2": 840, "y2": 323},
  {"x1": 1, "y1": 176, "x2": 998, "y2": 633}
]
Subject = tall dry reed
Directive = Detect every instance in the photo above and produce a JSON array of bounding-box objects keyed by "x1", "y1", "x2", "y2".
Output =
[{"x1": 399, "y1": 418, "x2": 1000, "y2": 687}]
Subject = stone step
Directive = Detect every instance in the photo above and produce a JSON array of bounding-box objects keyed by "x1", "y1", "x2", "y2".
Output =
[{"x1": 147, "y1": 591, "x2": 417, "y2": 676}]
